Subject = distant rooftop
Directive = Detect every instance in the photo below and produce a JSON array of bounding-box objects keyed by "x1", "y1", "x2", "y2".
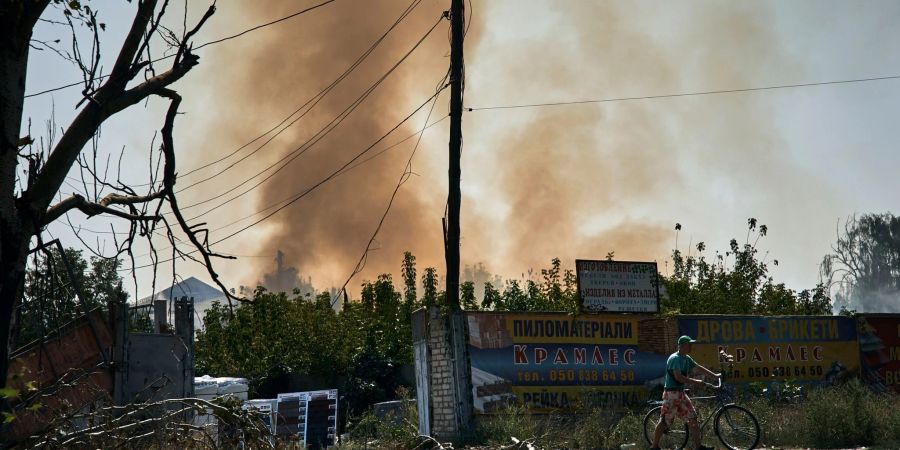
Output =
[{"x1": 136, "y1": 276, "x2": 226, "y2": 306}]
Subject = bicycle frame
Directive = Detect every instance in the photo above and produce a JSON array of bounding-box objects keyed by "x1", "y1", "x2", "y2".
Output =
[
  {"x1": 685, "y1": 377, "x2": 733, "y2": 437},
  {"x1": 645, "y1": 356, "x2": 760, "y2": 450},
  {"x1": 646, "y1": 377, "x2": 734, "y2": 437}
]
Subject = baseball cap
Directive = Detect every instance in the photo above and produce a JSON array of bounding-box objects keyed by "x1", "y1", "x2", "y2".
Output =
[{"x1": 677, "y1": 335, "x2": 697, "y2": 345}]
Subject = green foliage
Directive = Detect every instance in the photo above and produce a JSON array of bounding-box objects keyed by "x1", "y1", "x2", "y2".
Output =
[
  {"x1": 196, "y1": 269, "x2": 418, "y2": 415},
  {"x1": 195, "y1": 288, "x2": 347, "y2": 389},
  {"x1": 421, "y1": 266, "x2": 440, "y2": 308},
  {"x1": 461, "y1": 280, "x2": 478, "y2": 310},
  {"x1": 17, "y1": 247, "x2": 127, "y2": 345},
  {"x1": 733, "y1": 380, "x2": 900, "y2": 449},
  {"x1": 475, "y1": 404, "x2": 539, "y2": 446},
  {"x1": 448, "y1": 382, "x2": 900, "y2": 448},
  {"x1": 344, "y1": 392, "x2": 419, "y2": 449},
  {"x1": 474, "y1": 406, "x2": 644, "y2": 449},
  {"x1": 401, "y1": 251, "x2": 417, "y2": 308},
  {"x1": 662, "y1": 219, "x2": 831, "y2": 315},
  {"x1": 801, "y1": 379, "x2": 900, "y2": 448},
  {"x1": 479, "y1": 258, "x2": 579, "y2": 312}
]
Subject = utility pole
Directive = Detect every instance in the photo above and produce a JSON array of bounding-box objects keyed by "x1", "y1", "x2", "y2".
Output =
[{"x1": 446, "y1": 0, "x2": 464, "y2": 309}]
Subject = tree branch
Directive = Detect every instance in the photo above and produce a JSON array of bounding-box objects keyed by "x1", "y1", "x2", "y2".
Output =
[
  {"x1": 23, "y1": 15, "x2": 206, "y2": 224},
  {"x1": 156, "y1": 89, "x2": 244, "y2": 313},
  {"x1": 44, "y1": 194, "x2": 162, "y2": 225},
  {"x1": 107, "y1": 0, "x2": 159, "y2": 90}
]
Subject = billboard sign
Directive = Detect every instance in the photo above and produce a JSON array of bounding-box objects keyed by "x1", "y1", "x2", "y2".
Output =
[
  {"x1": 858, "y1": 314, "x2": 900, "y2": 393},
  {"x1": 678, "y1": 316, "x2": 859, "y2": 385},
  {"x1": 467, "y1": 312, "x2": 668, "y2": 413},
  {"x1": 576, "y1": 260, "x2": 659, "y2": 313}
]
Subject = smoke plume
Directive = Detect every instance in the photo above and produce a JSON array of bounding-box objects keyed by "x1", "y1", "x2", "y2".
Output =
[{"x1": 179, "y1": 1, "x2": 830, "y2": 293}]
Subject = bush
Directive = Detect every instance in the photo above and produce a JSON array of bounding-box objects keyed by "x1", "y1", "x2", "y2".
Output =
[
  {"x1": 801, "y1": 379, "x2": 900, "y2": 448},
  {"x1": 342, "y1": 392, "x2": 422, "y2": 450},
  {"x1": 475, "y1": 404, "x2": 543, "y2": 446}
]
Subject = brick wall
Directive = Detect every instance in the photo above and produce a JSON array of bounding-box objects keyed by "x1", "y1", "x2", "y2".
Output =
[{"x1": 638, "y1": 316, "x2": 678, "y2": 355}]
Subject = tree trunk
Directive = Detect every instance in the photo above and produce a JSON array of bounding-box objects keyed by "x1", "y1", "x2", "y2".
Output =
[
  {"x1": 0, "y1": 2, "x2": 46, "y2": 388},
  {"x1": 0, "y1": 234, "x2": 29, "y2": 389}
]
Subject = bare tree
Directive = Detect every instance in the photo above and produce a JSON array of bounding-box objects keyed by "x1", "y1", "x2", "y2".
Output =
[
  {"x1": 0, "y1": 0, "x2": 237, "y2": 388},
  {"x1": 821, "y1": 213, "x2": 900, "y2": 312}
]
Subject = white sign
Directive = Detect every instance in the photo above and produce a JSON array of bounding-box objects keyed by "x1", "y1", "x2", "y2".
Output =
[{"x1": 576, "y1": 260, "x2": 658, "y2": 313}]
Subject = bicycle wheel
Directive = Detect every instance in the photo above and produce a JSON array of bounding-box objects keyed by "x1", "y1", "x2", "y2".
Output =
[
  {"x1": 714, "y1": 405, "x2": 760, "y2": 450},
  {"x1": 643, "y1": 405, "x2": 689, "y2": 450}
]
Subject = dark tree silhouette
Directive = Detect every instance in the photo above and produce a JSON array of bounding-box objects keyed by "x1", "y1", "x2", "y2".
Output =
[{"x1": 0, "y1": 0, "x2": 230, "y2": 387}]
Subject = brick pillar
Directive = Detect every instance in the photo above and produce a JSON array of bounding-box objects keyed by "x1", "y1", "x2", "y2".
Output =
[{"x1": 426, "y1": 307, "x2": 473, "y2": 441}]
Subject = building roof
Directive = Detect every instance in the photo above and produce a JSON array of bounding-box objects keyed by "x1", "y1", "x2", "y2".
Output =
[{"x1": 137, "y1": 276, "x2": 226, "y2": 306}]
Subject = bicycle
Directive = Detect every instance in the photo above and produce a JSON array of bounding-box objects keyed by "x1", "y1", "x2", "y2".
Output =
[{"x1": 642, "y1": 377, "x2": 760, "y2": 450}]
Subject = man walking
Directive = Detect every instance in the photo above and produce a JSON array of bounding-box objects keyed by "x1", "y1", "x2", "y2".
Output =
[{"x1": 650, "y1": 335, "x2": 720, "y2": 450}]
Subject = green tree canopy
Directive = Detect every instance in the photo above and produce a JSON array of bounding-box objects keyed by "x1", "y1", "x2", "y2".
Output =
[
  {"x1": 195, "y1": 264, "x2": 421, "y2": 414},
  {"x1": 662, "y1": 219, "x2": 831, "y2": 315},
  {"x1": 17, "y1": 246, "x2": 127, "y2": 346}
]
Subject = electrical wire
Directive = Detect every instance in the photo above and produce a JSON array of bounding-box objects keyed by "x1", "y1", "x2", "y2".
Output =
[
  {"x1": 466, "y1": 75, "x2": 900, "y2": 111},
  {"x1": 63, "y1": 113, "x2": 449, "y2": 245},
  {"x1": 209, "y1": 114, "x2": 449, "y2": 234},
  {"x1": 24, "y1": 0, "x2": 340, "y2": 98},
  {"x1": 170, "y1": 15, "x2": 445, "y2": 221},
  {"x1": 332, "y1": 75, "x2": 446, "y2": 307},
  {"x1": 125, "y1": 85, "x2": 449, "y2": 271},
  {"x1": 175, "y1": 0, "x2": 425, "y2": 184}
]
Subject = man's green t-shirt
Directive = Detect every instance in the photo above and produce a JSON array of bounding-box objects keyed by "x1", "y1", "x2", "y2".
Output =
[{"x1": 664, "y1": 352, "x2": 696, "y2": 390}]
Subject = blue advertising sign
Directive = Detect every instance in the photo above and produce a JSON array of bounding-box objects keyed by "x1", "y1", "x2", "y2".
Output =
[{"x1": 467, "y1": 312, "x2": 667, "y2": 412}]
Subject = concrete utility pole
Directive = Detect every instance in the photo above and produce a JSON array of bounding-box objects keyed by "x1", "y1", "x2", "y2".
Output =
[{"x1": 446, "y1": 0, "x2": 464, "y2": 309}]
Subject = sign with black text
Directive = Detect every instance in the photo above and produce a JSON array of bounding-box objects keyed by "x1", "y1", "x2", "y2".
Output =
[
  {"x1": 467, "y1": 312, "x2": 666, "y2": 413},
  {"x1": 576, "y1": 260, "x2": 659, "y2": 313}
]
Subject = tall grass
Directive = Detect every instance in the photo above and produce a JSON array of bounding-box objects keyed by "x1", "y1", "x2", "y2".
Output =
[
  {"x1": 474, "y1": 405, "x2": 644, "y2": 449},
  {"x1": 337, "y1": 381, "x2": 900, "y2": 449},
  {"x1": 799, "y1": 379, "x2": 900, "y2": 448}
]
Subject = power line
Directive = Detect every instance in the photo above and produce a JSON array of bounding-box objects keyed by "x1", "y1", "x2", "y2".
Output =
[
  {"x1": 111, "y1": 18, "x2": 448, "y2": 265},
  {"x1": 210, "y1": 115, "x2": 449, "y2": 234},
  {"x1": 192, "y1": 0, "x2": 338, "y2": 51},
  {"x1": 172, "y1": 15, "x2": 446, "y2": 221},
  {"x1": 24, "y1": 0, "x2": 339, "y2": 99},
  {"x1": 48, "y1": 0, "x2": 422, "y2": 198},
  {"x1": 176, "y1": 0, "x2": 425, "y2": 185},
  {"x1": 120, "y1": 114, "x2": 447, "y2": 260},
  {"x1": 466, "y1": 75, "x2": 900, "y2": 111},
  {"x1": 211, "y1": 88, "x2": 447, "y2": 247},
  {"x1": 332, "y1": 76, "x2": 445, "y2": 306},
  {"x1": 126, "y1": 85, "x2": 448, "y2": 271},
  {"x1": 103, "y1": 114, "x2": 448, "y2": 262}
]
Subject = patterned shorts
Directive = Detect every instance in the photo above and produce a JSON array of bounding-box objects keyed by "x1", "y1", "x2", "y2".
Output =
[{"x1": 660, "y1": 390, "x2": 697, "y2": 425}]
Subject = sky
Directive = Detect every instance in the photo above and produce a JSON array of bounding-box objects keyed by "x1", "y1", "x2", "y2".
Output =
[{"x1": 20, "y1": 1, "x2": 900, "y2": 305}]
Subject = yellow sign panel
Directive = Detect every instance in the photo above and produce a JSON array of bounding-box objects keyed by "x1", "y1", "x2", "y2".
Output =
[
  {"x1": 510, "y1": 385, "x2": 649, "y2": 412},
  {"x1": 504, "y1": 314, "x2": 638, "y2": 345},
  {"x1": 690, "y1": 341, "x2": 859, "y2": 383},
  {"x1": 680, "y1": 316, "x2": 860, "y2": 384}
]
